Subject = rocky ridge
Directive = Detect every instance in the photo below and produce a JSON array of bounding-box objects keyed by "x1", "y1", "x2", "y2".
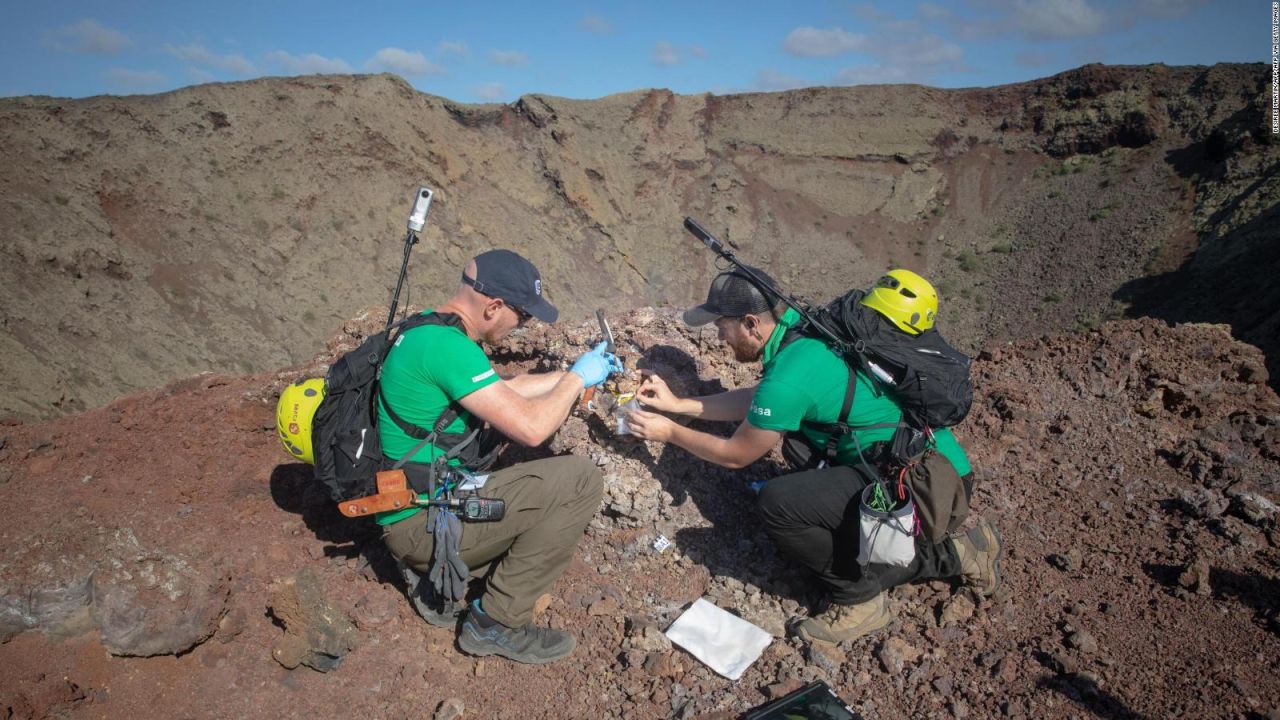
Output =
[{"x1": 1, "y1": 63, "x2": 1276, "y2": 419}]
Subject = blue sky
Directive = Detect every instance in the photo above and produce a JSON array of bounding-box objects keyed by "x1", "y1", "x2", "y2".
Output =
[{"x1": 0, "y1": 0, "x2": 1261, "y2": 102}]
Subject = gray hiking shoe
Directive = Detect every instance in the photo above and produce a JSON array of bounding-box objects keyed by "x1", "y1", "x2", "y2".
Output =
[
  {"x1": 458, "y1": 601, "x2": 576, "y2": 664},
  {"x1": 792, "y1": 593, "x2": 892, "y2": 645},
  {"x1": 953, "y1": 519, "x2": 1004, "y2": 596},
  {"x1": 399, "y1": 560, "x2": 464, "y2": 628}
]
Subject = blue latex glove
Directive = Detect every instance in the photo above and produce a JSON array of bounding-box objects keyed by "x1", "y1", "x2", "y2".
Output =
[{"x1": 570, "y1": 341, "x2": 624, "y2": 387}]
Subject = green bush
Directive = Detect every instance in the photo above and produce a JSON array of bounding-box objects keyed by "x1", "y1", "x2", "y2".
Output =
[
  {"x1": 1089, "y1": 200, "x2": 1121, "y2": 222},
  {"x1": 957, "y1": 250, "x2": 978, "y2": 272},
  {"x1": 991, "y1": 241, "x2": 1014, "y2": 254}
]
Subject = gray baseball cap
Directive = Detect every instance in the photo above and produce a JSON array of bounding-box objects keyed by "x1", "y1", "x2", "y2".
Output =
[{"x1": 683, "y1": 266, "x2": 781, "y2": 326}]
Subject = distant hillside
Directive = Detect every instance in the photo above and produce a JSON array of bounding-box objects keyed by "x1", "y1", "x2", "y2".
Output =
[{"x1": 0, "y1": 62, "x2": 1275, "y2": 418}]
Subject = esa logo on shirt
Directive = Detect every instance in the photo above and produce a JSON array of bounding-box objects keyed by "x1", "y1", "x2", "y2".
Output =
[{"x1": 750, "y1": 404, "x2": 772, "y2": 417}]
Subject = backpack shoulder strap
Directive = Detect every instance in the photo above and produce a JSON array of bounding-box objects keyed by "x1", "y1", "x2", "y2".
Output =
[
  {"x1": 819, "y1": 362, "x2": 857, "y2": 465},
  {"x1": 381, "y1": 311, "x2": 480, "y2": 462},
  {"x1": 379, "y1": 311, "x2": 461, "y2": 440}
]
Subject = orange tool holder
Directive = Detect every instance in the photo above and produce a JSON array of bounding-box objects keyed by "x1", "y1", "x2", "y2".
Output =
[{"x1": 339, "y1": 470, "x2": 419, "y2": 518}]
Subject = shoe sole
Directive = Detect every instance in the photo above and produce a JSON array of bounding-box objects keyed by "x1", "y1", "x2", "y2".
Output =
[
  {"x1": 408, "y1": 595, "x2": 465, "y2": 628},
  {"x1": 982, "y1": 522, "x2": 1004, "y2": 597},
  {"x1": 457, "y1": 626, "x2": 575, "y2": 665},
  {"x1": 793, "y1": 607, "x2": 893, "y2": 645},
  {"x1": 416, "y1": 609, "x2": 463, "y2": 628}
]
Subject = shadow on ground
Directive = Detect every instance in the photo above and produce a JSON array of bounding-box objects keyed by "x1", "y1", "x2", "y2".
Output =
[{"x1": 1115, "y1": 196, "x2": 1280, "y2": 396}]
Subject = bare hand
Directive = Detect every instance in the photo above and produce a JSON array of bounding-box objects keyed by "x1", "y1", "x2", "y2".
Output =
[
  {"x1": 636, "y1": 372, "x2": 681, "y2": 413},
  {"x1": 625, "y1": 409, "x2": 676, "y2": 442}
]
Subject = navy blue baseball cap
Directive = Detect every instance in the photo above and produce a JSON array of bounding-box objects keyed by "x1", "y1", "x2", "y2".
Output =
[{"x1": 463, "y1": 249, "x2": 558, "y2": 323}]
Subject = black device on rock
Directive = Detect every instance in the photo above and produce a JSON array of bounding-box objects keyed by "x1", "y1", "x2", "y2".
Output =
[{"x1": 740, "y1": 681, "x2": 862, "y2": 720}]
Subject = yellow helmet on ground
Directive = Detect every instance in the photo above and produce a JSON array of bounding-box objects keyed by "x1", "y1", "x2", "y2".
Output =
[
  {"x1": 860, "y1": 269, "x2": 939, "y2": 335},
  {"x1": 276, "y1": 378, "x2": 325, "y2": 464}
]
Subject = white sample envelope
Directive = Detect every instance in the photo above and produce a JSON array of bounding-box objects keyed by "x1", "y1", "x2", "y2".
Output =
[{"x1": 664, "y1": 597, "x2": 773, "y2": 681}]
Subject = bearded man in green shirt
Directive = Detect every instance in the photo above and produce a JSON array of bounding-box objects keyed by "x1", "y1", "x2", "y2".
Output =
[
  {"x1": 626, "y1": 267, "x2": 1002, "y2": 645},
  {"x1": 378, "y1": 249, "x2": 621, "y2": 664}
]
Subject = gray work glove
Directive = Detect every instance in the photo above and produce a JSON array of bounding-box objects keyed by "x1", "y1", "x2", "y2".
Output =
[{"x1": 427, "y1": 508, "x2": 469, "y2": 603}]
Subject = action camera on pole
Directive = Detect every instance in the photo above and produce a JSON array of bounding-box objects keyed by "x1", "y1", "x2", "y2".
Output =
[
  {"x1": 407, "y1": 187, "x2": 433, "y2": 232},
  {"x1": 387, "y1": 186, "x2": 435, "y2": 326}
]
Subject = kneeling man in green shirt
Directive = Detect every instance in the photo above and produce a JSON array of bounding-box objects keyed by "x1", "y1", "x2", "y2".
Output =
[
  {"x1": 626, "y1": 266, "x2": 1002, "y2": 645},
  {"x1": 378, "y1": 249, "x2": 620, "y2": 664}
]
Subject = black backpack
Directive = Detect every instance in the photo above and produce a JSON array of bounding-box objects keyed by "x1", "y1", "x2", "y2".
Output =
[
  {"x1": 784, "y1": 289, "x2": 973, "y2": 468},
  {"x1": 311, "y1": 312, "x2": 486, "y2": 502}
]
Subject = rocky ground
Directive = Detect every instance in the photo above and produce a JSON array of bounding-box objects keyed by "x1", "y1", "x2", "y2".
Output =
[{"x1": 1, "y1": 307, "x2": 1277, "y2": 719}]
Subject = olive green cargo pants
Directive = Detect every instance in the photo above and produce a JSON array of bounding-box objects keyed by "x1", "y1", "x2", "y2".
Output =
[{"x1": 382, "y1": 455, "x2": 603, "y2": 627}]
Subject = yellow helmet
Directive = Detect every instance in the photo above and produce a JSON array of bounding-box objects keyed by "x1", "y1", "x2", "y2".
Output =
[
  {"x1": 276, "y1": 378, "x2": 325, "y2": 464},
  {"x1": 860, "y1": 269, "x2": 938, "y2": 335}
]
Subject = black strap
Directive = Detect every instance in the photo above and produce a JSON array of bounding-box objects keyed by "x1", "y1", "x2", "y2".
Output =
[
  {"x1": 785, "y1": 328, "x2": 911, "y2": 469},
  {"x1": 380, "y1": 384, "x2": 456, "y2": 440},
  {"x1": 381, "y1": 311, "x2": 482, "y2": 473},
  {"x1": 821, "y1": 363, "x2": 857, "y2": 464}
]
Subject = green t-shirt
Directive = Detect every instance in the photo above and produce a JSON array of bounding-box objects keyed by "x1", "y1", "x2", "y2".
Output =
[
  {"x1": 375, "y1": 310, "x2": 500, "y2": 525},
  {"x1": 747, "y1": 309, "x2": 971, "y2": 476}
]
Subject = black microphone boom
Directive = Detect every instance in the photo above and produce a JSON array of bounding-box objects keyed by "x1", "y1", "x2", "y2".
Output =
[{"x1": 681, "y1": 216, "x2": 847, "y2": 351}]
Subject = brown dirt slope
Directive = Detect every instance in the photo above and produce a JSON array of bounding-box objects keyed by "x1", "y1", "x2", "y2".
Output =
[
  {"x1": 0, "y1": 308, "x2": 1276, "y2": 719},
  {"x1": 1, "y1": 63, "x2": 1275, "y2": 420}
]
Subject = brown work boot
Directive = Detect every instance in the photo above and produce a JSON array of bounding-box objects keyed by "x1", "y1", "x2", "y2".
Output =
[
  {"x1": 953, "y1": 520, "x2": 1003, "y2": 596},
  {"x1": 792, "y1": 593, "x2": 892, "y2": 645}
]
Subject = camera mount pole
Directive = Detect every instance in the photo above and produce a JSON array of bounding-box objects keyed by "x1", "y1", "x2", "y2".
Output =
[{"x1": 387, "y1": 187, "x2": 435, "y2": 328}]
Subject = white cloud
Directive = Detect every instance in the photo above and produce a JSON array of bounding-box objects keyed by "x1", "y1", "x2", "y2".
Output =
[
  {"x1": 834, "y1": 64, "x2": 919, "y2": 85},
  {"x1": 438, "y1": 40, "x2": 469, "y2": 58},
  {"x1": 832, "y1": 30, "x2": 965, "y2": 86},
  {"x1": 1136, "y1": 0, "x2": 1205, "y2": 16},
  {"x1": 164, "y1": 44, "x2": 256, "y2": 75},
  {"x1": 782, "y1": 27, "x2": 867, "y2": 57},
  {"x1": 189, "y1": 68, "x2": 216, "y2": 83},
  {"x1": 689, "y1": 45, "x2": 707, "y2": 59},
  {"x1": 104, "y1": 68, "x2": 165, "y2": 90},
  {"x1": 265, "y1": 51, "x2": 353, "y2": 75},
  {"x1": 364, "y1": 48, "x2": 444, "y2": 76},
  {"x1": 580, "y1": 14, "x2": 612, "y2": 34},
  {"x1": 755, "y1": 70, "x2": 810, "y2": 92},
  {"x1": 1014, "y1": 0, "x2": 1106, "y2": 39},
  {"x1": 652, "y1": 41, "x2": 681, "y2": 66},
  {"x1": 787, "y1": 14, "x2": 965, "y2": 87},
  {"x1": 917, "y1": 2, "x2": 953, "y2": 22},
  {"x1": 475, "y1": 83, "x2": 506, "y2": 101},
  {"x1": 489, "y1": 50, "x2": 528, "y2": 66},
  {"x1": 48, "y1": 19, "x2": 131, "y2": 55}
]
